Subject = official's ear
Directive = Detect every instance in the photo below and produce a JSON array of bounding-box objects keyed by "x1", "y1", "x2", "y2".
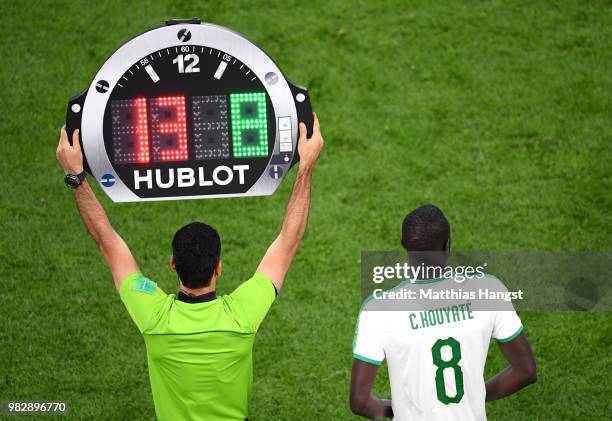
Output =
[
  {"x1": 170, "y1": 255, "x2": 176, "y2": 272},
  {"x1": 215, "y1": 260, "x2": 222, "y2": 277}
]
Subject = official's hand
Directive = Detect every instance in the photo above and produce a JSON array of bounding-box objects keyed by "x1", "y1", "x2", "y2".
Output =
[
  {"x1": 56, "y1": 127, "x2": 84, "y2": 174},
  {"x1": 297, "y1": 112, "x2": 324, "y2": 170}
]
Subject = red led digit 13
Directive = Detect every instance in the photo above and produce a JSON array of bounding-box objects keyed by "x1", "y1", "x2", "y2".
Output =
[{"x1": 118, "y1": 95, "x2": 190, "y2": 164}]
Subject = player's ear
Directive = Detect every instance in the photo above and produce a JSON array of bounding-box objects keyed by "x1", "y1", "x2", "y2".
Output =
[
  {"x1": 443, "y1": 239, "x2": 451, "y2": 253},
  {"x1": 170, "y1": 255, "x2": 176, "y2": 272}
]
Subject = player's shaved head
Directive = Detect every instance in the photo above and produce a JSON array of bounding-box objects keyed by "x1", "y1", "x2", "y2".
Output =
[
  {"x1": 401, "y1": 204, "x2": 450, "y2": 253},
  {"x1": 172, "y1": 222, "x2": 221, "y2": 289}
]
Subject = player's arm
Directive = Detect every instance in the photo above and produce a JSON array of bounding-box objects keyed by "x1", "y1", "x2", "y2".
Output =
[
  {"x1": 485, "y1": 333, "x2": 537, "y2": 402},
  {"x1": 256, "y1": 113, "x2": 324, "y2": 292},
  {"x1": 56, "y1": 127, "x2": 138, "y2": 291},
  {"x1": 349, "y1": 360, "x2": 393, "y2": 419}
]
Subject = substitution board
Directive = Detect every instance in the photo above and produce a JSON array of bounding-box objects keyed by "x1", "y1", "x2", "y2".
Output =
[{"x1": 66, "y1": 18, "x2": 313, "y2": 202}]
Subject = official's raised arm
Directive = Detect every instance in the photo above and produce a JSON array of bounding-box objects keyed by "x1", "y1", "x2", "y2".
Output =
[
  {"x1": 56, "y1": 127, "x2": 138, "y2": 291},
  {"x1": 256, "y1": 113, "x2": 324, "y2": 292}
]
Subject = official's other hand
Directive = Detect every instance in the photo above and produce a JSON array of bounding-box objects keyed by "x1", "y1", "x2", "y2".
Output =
[
  {"x1": 56, "y1": 127, "x2": 84, "y2": 174},
  {"x1": 298, "y1": 112, "x2": 324, "y2": 170}
]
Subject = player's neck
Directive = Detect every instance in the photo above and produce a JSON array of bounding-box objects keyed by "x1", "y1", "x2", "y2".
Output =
[{"x1": 409, "y1": 261, "x2": 447, "y2": 280}]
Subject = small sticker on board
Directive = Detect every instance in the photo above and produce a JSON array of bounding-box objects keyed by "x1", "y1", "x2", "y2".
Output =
[{"x1": 101, "y1": 173, "x2": 116, "y2": 187}]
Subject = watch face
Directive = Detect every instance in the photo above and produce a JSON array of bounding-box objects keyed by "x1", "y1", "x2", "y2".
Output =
[{"x1": 65, "y1": 174, "x2": 80, "y2": 188}]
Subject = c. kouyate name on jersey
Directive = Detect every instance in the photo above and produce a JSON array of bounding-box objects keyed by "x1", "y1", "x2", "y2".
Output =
[{"x1": 409, "y1": 302, "x2": 474, "y2": 330}]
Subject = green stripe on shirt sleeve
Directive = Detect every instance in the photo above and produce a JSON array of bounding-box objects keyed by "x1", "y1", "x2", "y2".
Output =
[
  {"x1": 497, "y1": 325, "x2": 524, "y2": 343},
  {"x1": 353, "y1": 353, "x2": 383, "y2": 366}
]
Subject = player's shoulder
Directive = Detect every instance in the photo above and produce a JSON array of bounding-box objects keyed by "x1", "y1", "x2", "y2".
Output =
[
  {"x1": 358, "y1": 293, "x2": 378, "y2": 313},
  {"x1": 358, "y1": 279, "x2": 411, "y2": 314}
]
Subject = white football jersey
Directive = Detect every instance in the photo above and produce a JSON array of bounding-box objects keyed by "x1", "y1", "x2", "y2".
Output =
[{"x1": 353, "y1": 276, "x2": 523, "y2": 421}]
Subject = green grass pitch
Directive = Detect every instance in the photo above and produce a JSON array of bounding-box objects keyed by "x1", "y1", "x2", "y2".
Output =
[{"x1": 1, "y1": 0, "x2": 610, "y2": 419}]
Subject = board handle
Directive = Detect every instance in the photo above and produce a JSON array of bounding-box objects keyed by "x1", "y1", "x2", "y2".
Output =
[
  {"x1": 165, "y1": 17, "x2": 201, "y2": 26},
  {"x1": 65, "y1": 89, "x2": 91, "y2": 174},
  {"x1": 287, "y1": 79, "x2": 314, "y2": 168}
]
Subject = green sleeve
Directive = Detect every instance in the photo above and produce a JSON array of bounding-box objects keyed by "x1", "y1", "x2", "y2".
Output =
[
  {"x1": 119, "y1": 272, "x2": 168, "y2": 334},
  {"x1": 228, "y1": 272, "x2": 276, "y2": 332}
]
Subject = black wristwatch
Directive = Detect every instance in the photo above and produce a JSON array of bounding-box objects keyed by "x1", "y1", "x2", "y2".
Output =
[{"x1": 64, "y1": 171, "x2": 87, "y2": 189}]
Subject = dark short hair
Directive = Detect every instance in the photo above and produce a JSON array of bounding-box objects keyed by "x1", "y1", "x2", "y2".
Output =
[
  {"x1": 172, "y1": 222, "x2": 221, "y2": 289},
  {"x1": 401, "y1": 204, "x2": 450, "y2": 251}
]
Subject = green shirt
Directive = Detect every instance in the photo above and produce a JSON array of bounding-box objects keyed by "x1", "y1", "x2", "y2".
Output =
[{"x1": 120, "y1": 271, "x2": 276, "y2": 421}]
